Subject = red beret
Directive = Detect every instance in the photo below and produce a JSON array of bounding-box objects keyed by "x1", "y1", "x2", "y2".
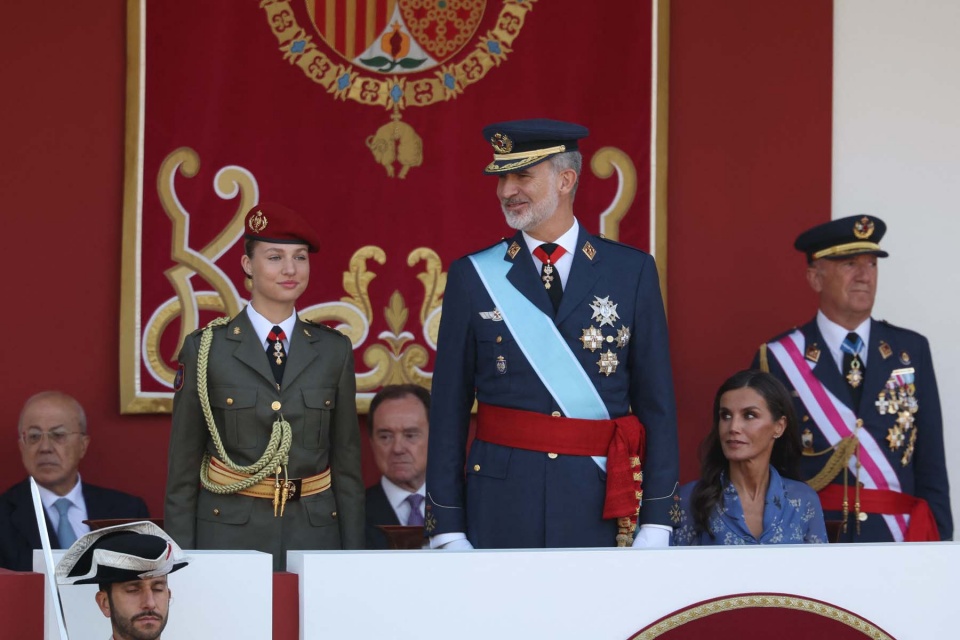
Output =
[{"x1": 243, "y1": 202, "x2": 321, "y2": 253}]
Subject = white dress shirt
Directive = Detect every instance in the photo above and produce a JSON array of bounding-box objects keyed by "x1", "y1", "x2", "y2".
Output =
[
  {"x1": 816, "y1": 310, "x2": 871, "y2": 374},
  {"x1": 246, "y1": 304, "x2": 297, "y2": 353},
  {"x1": 380, "y1": 476, "x2": 426, "y2": 525},
  {"x1": 39, "y1": 476, "x2": 90, "y2": 540}
]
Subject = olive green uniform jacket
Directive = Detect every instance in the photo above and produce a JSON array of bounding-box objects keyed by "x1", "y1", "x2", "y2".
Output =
[{"x1": 164, "y1": 310, "x2": 364, "y2": 569}]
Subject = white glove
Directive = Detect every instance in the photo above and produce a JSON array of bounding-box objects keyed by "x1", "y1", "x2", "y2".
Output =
[
  {"x1": 631, "y1": 524, "x2": 671, "y2": 548},
  {"x1": 429, "y1": 532, "x2": 475, "y2": 550},
  {"x1": 441, "y1": 538, "x2": 475, "y2": 550}
]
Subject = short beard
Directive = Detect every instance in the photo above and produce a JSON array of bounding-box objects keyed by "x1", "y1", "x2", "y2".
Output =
[
  {"x1": 107, "y1": 590, "x2": 168, "y2": 640},
  {"x1": 501, "y1": 186, "x2": 558, "y2": 232}
]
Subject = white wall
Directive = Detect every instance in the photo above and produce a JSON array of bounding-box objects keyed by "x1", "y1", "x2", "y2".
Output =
[{"x1": 833, "y1": 0, "x2": 960, "y2": 532}]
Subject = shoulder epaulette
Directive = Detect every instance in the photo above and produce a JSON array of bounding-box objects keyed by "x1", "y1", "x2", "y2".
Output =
[{"x1": 303, "y1": 318, "x2": 346, "y2": 337}]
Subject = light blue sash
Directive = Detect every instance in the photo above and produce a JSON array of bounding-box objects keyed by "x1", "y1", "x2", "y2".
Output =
[{"x1": 469, "y1": 244, "x2": 610, "y2": 423}]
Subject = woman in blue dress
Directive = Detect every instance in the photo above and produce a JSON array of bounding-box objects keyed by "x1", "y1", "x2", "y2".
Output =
[{"x1": 671, "y1": 370, "x2": 827, "y2": 545}]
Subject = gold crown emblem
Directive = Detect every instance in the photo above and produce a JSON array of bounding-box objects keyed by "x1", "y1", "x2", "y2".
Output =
[
  {"x1": 248, "y1": 210, "x2": 268, "y2": 233},
  {"x1": 490, "y1": 132, "x2": 513, "y2": 154},
  {"x1": 853, "y1": 216, "x2": 874, "y2": 240}
]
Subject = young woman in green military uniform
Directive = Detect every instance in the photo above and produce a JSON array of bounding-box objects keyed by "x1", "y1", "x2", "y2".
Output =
[{"x1": 164, "y1": 202, "x2": 364, "y2": 569}]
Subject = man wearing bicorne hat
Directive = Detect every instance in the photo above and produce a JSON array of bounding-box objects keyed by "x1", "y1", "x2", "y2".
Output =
[
  {"x1": 425, "y1": 119, "x2": 679, "y2": 549},
  {"x1": 754, "y1": 214, "x2": 952, "y2": 542},
  {"x1": 57, "y1": 521, "x2": 189, "y2": 640}
]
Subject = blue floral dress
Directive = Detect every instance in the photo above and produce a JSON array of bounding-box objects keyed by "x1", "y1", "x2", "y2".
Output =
[{"x1": 670, "y1": 466, "x2": 828, "y2": 545}]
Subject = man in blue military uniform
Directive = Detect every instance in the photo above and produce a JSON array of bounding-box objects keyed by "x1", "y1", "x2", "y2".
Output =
[
  {"x1": 754, "y1": 215, "x2": 952, "y2": 542},
  {"x1": 425, "y1": 119, "x2": 679, "y2": 549}
]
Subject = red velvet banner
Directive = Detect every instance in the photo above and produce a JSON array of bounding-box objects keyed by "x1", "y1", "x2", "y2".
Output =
[{"x1": 120, "y1": 0, "x2": 658, "y2": 413}]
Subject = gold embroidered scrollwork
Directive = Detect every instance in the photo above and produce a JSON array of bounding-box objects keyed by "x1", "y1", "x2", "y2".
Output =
[{"x1": 590, "y1": 146, "x2": 638, "y2": 242}]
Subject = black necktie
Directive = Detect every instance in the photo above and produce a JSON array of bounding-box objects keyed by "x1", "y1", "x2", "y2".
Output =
[
  {"x1": 841, "y1": 332, "x2": 865, "y2": 410},
  {"x1": 267, "y1": 326, "x2": 287, "y2": 386},
  {"x1": 533, "y1": 243, "x2": 566, "y2": 314}
]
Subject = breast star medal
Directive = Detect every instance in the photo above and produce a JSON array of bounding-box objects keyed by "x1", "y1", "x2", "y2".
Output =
[
  {"x1": 597, "y1": 350, "x2": 619, "y2": 376},
  {"x1": 580, "y1": 326, "x2": 605, "y2": 352},
  {"x1": 589, "y1": 295, "x2": 620, "y2": 328}
]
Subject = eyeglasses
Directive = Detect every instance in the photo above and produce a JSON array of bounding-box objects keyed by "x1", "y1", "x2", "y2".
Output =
[{"x1": 19, "y1": 430, "x2": 85, "y2": 446}]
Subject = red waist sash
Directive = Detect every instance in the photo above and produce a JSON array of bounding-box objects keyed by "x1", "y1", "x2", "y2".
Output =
[
  {"x1": 818, "y1": 484, "x2": 940, "y2": 541},
  {"x1": 475, "y1": 403, "x2": 646, "y2": 520}
]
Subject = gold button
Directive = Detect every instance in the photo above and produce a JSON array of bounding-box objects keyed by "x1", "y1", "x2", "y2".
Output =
[
  {"x1": 496, "y1": 336, "x2": 502, "y2": 343},
  {"x1": 271, "y1": 401, "x2": 282, "y2": 411},
  {"x1": 324, "y1": 400, "x2": 332, "y2": 407},
  {"x1": 331, "y1": 511, "x2": 337, "y2": 518},
  {"x1": 226, "y1": 398, "x2": 234, "y2": 406},
  {"x1": 473, "y1": 464, "x2": 481, "y2": 472},
  {"x1": 803, "y1": 415, "x2": 810, "y2": 422},
  {"x1": 213, "y1": 508, "x2": 220, "y2": 516},
  {"x1": 547, "y1": 453, "x2": 558, "y2": 459},
  {"x1": 551, "y1": 411, "x2": 561, "y2": 417},
  {"x1": 858, "y1": 512, "x2": 868, "y2": 522}
]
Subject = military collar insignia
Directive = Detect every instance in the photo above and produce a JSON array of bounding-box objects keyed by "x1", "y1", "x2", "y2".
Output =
[
  {"x1": 506, "y1": 241, "x2": 522, "y2": 259},
  {"x1": 853, "y1": 216, "x2": 875, "y2": 239},
  {"x1": 233, "y1": 326, "x2": 242, "y2": 335},
  {"x1": 582, "y1": 241, "x2": 596, "y2": 260},
  {"x1": 805, "y1": 343, "x2": 821, "y2": 364},
  {"x1": 303, "y1": 328, "x2": 312, "y2": 337}
]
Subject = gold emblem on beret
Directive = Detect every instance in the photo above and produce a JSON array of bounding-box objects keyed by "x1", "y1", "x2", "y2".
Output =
[
  {"x1": 582, "y1": 241, "x2": 596, "y2": 260},
  {"x1": 506, "y1": 241, "x2": 521, "y2": 259},
  {"x1": 248, "y1": 210, "x2": 268, "y2": 233},
  {"x1": 853, "y1": 216, "x2": 874, "y2": 239},
  {"x1": 490, "y1": 132, "x2": 513, "y2": 154}
]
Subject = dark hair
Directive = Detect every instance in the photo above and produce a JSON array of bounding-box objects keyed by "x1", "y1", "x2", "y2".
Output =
[
  {"x1": 242, "y1": 238, "x2": 256, "y2": 279},
  {"x1": 689, "y1": 369, "x2": 802, "y2": 538},
  {"x1": 367, "y1": 384, "x2": 431, "y2": 436}
]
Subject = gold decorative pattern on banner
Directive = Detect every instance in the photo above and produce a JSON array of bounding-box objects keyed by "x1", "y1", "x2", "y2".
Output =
[
  {"x1": 629, "y1": 594, "x2": 894, "y2": 640},
  {"x1": 590, "y1": 146, "x2": 637, "y2": 242},
  {"x1": 260, "y1": 0, "x2": 537, "y2": 178}
]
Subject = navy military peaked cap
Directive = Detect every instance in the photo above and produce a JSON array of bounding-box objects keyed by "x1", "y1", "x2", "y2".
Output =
[
  {"x1": 794, "y1": 214, "x2": 889, "y2": 263},
  {"x1": 481, "y1": 118, "x2": 589, "y2": 174}
]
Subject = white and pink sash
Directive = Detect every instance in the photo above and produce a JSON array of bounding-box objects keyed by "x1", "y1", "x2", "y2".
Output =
[{"x1": 767, "y1": 330, "x2": 907, "y2": 541}]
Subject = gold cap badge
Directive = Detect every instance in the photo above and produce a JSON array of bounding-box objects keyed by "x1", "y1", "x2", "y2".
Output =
[
  {"x1": 490, "y1": 132, "x2": 513, "y2": 154},
  {"x1": 248, "y1": 210, "x2": 268, "y2": 233},
  {"x1": 853, "y1": 216, "x2": 875, "y2": 240}
]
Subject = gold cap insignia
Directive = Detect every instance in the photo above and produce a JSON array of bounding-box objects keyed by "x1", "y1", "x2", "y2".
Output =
[
  {"x1": 879, "y1": 340, "x2": 892, "y2": 359},
  {"x1": 490, "y1": 132, "x2": 514, "y2": 154},
  {"x1": 853, "y1": 216, "x2": 875, "y2": 240},
  {"x1": 248, "y1": 210, "x2": 268, "y2": 233},
  {"x1": 805, "y1": 343, "x2": 821, "y2": 364},
  {"x1": 582, "y1": 241, "x2": 596, "y2": 260},
  {"x1": 506, "y1": 241, "x2": 521, "y2": 259}
]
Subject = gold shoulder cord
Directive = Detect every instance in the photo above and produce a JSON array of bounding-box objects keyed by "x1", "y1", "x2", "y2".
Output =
[{"x1": 194, "y1": 317, "x2": 293, "y2": 499}]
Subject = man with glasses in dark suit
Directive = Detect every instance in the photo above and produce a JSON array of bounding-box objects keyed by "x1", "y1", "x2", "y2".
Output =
[{"x1": 0, "y1": 391, "x2": 148, "y2": 570}]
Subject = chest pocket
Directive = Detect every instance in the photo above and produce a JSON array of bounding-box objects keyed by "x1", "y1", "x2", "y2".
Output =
[
  {"x1": 476, "y1": 324, "x2": 514, "y2": 393},
  {"x1": 302, "y1": 388, "x2": 336, "y2": 449},
  {"x1": 209, "y1": 387, "x2": 259, "y2": 450}
]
